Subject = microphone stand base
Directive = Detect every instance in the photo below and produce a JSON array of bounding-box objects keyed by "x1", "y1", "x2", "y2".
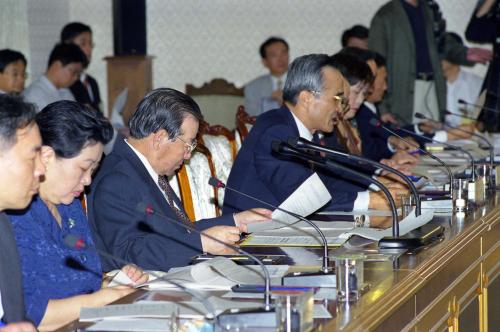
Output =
[
  {"x1": 378, "y1": 224, "x2": 445, "y2": 250},
  {"x1": 217, "y1": 307, "x2": 300, "y2": 330},
  {"x1": 282, "y1": 271, "x2": 336, "y2": 288}
]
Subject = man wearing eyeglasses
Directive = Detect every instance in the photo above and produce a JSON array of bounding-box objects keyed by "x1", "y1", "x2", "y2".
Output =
[
  {"x1": 224, "y1": 54, "x2": 407, "y2": 228},
  {"x1": 87, "y1": 88, "x2": 271, "y2": 272}
]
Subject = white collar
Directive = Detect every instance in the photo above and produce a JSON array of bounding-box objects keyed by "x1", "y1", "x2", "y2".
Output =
[
  {"x1": 125, "y1": 139, "x2": 160, "y2": 186},
  {"x1": 363, "y1": 101, "x2": 377, "y2": 114},
  {"x1": 289, "y1": 110, "x2": 313, "y2": 141}
]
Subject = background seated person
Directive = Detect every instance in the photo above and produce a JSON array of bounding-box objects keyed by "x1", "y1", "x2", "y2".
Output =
[
  {"x1": 22, "y1": 43, "x2": 87, "y2": 112},
  {"x1": 7, "y1": 101, "x2": 147, "y2": 331},
  {"x1": 0, "y1": 49, "x2": 27, "y2": 94},
  {"x1": 87, "y1": 88, "x2": 271, "y2": 272},
  {"x1": 244, "y1": 37, "x2": 289, "y2": 116},
  {"x1": 224, "y1": 54, "x2": 408, "y2": 227}
]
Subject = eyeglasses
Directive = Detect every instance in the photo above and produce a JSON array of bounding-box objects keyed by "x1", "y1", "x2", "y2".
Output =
[
  {"x1": 176, "y1": 136, "x2": 197, "y2": 153},
  {"x1": 310, "y1": 90, "x2": 349, "y2": 109}
]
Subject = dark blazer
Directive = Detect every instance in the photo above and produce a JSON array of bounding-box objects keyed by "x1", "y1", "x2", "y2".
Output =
[
  {"x1": 87, "y1": 138, "x2": 234, "y2": 272},
  {"x1": 0, "y1": 213, "x2": 26, "y2": 323},
  {"x1": 356, "y1": 104, "x2": 394, "y2": 161},
  {"x1": 69, "y1": 74, "x2": 101, "y2": 112},
  {"x1": 223, "y1": 105, "x2": 369, "y2": 215}
]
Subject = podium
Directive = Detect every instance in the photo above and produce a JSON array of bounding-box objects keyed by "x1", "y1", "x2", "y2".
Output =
[{"x1": 104, "y1": 55, "x2": 154, "y2": 124}]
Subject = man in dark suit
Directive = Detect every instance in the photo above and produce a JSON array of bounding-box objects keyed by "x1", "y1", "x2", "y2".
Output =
[
  {"x1": 87, "y1": 88, "x2": 270, "y2": 272},
  {"x1": 0, "y1": 94, "x2": 44, "y2": 329},
  {"x1": 224, "y1": 54, "x2": 407, "y2": 226},
  {"x1": 61, "y1": 22, "x2": 101, "y2": 112}
]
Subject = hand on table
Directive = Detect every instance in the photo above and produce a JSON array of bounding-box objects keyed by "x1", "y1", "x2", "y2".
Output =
[
  {"x1": 201, "y1": 226, "x2": 241, "y2": 255},
  {"x1": 233, "y1": 208, "x2": 272, "y2": 232}
]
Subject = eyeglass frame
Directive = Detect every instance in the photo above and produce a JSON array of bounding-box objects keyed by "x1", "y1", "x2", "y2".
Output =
[
  {"x1": 175, "y1": 136, "x2": 198, "y2": 153},
  {"x1": 309, "y1": 90, "x2": 349, "y2": 111}
]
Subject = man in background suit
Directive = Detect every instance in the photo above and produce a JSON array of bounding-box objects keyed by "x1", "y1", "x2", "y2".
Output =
[
  {"x1": 224, "y1": 54, "x2": 407, "y2": 227},
  {"x1": 244, "y1": 37, "x2": 289, "y2": 116},
  {"x1": 88, "y1": 88, "x2": 270, "y2": 272},
  {"x1": 0, "y1": 94, "x2": 44, "y2": 330},
  {"x1": 61, "y1": 22, "x2": 102, "y2": 112}
]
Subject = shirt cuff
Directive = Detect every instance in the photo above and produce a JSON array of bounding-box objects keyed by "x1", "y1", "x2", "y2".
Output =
[
  {"x1": 387, "y1": 140, "x2": 396, "y2": 153},
  {"x1": 434, "y1": 130, "x2": 448, "y2": 142},
  {"x1": 414, "y1": 124, "x2": 423, "y2": 135}
]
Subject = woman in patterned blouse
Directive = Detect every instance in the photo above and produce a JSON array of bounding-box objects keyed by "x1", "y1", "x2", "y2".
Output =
[{"x1": 8, "y1": 100, "x2": 148, "y2": 331}]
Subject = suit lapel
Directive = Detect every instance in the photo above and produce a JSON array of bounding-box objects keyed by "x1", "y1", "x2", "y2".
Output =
[{"x1": 0, "y1": 213, "x2": 25, "y2": 322}]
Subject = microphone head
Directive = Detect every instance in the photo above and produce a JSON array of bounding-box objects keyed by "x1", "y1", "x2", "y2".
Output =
[
  {"x1": 444, "y1": 110, "x2": 452, "y2": 115},
  {"x1": 286, "y1": 137, "x2": 299, "y2": 148},
  {"x1": 369, "y1": 118, "x2": 382, "y2": 127},
  {"x1": 414, "y1": 112, "x2": 426, "y2": 119},
  {"x1": 64, "y1": 235, "x2": 86, "y2": 249},
  {"x1": 136, "y1": 202, "x2": 154, "y2": 215},
  {"x1": 458, "y1": 99, "x2": 466, "y2": 105},
  {"x1": 271, "y1": 140, "x2": 283, "y2": 153},
  {"x1": 208, "y1": 177, "x2": 225, "y2": 189}
]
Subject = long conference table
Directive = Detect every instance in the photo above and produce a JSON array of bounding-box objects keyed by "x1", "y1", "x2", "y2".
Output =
[{"x1": 57, "y1": 190, "x2": 499, "y2": 332}]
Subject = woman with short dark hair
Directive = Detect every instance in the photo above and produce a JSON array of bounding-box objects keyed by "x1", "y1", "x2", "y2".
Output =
[{"x1": 8, "y1": 100, "x2": 147, "y2": 331}]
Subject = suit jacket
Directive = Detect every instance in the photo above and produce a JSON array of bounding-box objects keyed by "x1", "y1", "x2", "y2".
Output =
[
  {"x1": 368, "y1": 0, "x2": 469, "y2": 124},
  {"x1": 87, "y1": 138, "x2": 234, "y2": 272},
  {"x1": 356, "y1": 104, "x2": 394, "y2": 161},
  {"x1": 69, "y1": 74, "x2": 101, "y2": 112},
  {"x1": 244, "y1": 74, "x2": 281, "y2": 116},
  {"x1": 0, "y1": 213, "x2": 26, "y2": 323},
  {"x1": 223, "y1": 106, "x2": 369, "y2": 215}
]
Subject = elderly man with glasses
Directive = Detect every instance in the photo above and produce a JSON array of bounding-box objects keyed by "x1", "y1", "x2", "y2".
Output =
[
  {"x1": 223, "y1": 54, "x2": 408, "y2": 228},
  {"x1": 87, "y1": 88, "x2": 271, "y2": 272}
]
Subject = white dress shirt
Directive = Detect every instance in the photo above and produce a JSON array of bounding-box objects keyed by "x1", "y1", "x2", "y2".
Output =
[
  {"x1": 289, "y1": 110, "x2": 370, "y2": 212},
  {"x1": 22, "y1": 75, "x2": 75, "y2": 112},
  {"x1": 445, "y1": 69, "x2": 483, "y2": 127}
]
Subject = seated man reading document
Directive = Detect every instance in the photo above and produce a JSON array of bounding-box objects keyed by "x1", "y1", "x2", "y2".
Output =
[{"x1": 88, "y1": 88, "x2": 270, "y2": 272}]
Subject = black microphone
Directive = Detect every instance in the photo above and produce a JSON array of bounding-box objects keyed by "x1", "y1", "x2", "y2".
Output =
[
  {"x1": 393, "y1": 121, "x2": 477, "y2": 182},
  {"x1": 369, "y1": 118, "x2": 454, "y2": 198},
  {"x1": 444, "y1": 110, "x2": 477, "y2": 121},
  {"x1": 63, "y1": 234, "x2": 218, "y2": 319},
  {"x1": 209, "y1": 176, "x2": 337, "y2": 288},
  {"x1": 134, "y1": 203, "x2": 288, "y2": 329},
  {"x1": 458, "y1": 99, "x2": 500, "y2": 115},
  {"x1": 271, "y1": 141, "x2": 400, "y2": 238},
  {"x1": 288, "y1": 136, "x2": 422, "y2": 217},
  {"x1": 209, "y1": 177, "x2": 332, "y2": 274}
]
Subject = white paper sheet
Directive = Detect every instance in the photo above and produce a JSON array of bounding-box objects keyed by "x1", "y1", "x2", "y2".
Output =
[{"x1": 248, "y1": 173, "x2": 331, "y2": 233}]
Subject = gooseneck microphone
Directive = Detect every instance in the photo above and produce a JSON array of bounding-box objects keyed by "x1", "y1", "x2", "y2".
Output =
[
  {"x1": 288, "y1": 136, "x2": 421, "y2": 217},
  {"x1": 209, "y1": 177, "x2": 331, "y2": 273},
  {"x1": 395, "y1": 122, "x2": 476, "y2": 182},
  {"x1": 417, "y1": 112, "x2": 495, "y2": 176},
  {"x1": 63, "y1": 234, "x2": 217, "y2": 318},
  {"x1": 135, "y1": 202, "x2": 272, "y2": 311},
  {"x1": 209, "y1": 177, "x2": 337, "y2": 288},
  {"x1": 271, "y1": 140, "x2": 400, "y2": 238},
  {"x1": 458, "y1": 99, "x2": 500, "y2": 115},
  {"x1": 369, "y1": 118, "x2": 454, "y2": 197}
]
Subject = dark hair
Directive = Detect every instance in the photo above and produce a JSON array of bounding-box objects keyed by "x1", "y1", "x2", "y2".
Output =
[
  {"x1": 0, "y1": 49, "x2": 27, "y2": 73},
  {"x1": 48, "y1": 43, "x2": 88, "y2": 68},
  {"x1": 61, "y1": 22, "x2": 92, "y2": 43},
  {"x1": 259, "y1": 37, "x2": 289, "y2": 59},
  {"x1": 341, "y1": 25, "x2": 369, "y2": 48},
  {"x1": 340, "y1": 47, "x2": 376, "y2": 63},
  {"x1": 129, "y1": 88, "x2": 204, "y2": 139},
  {"x1": 283, "y1": 54, "x2": 336, "y2": 105},
  {"x1": 36, "y1": 100, "x2": 113, "y2": 158},
  {"x1": 373, "y1": 52, "x2": 386, "y2": 68},
  {"x1": 0, "y1": 94, "x2": 36, "y2": 150},
  {"x1": 330, "y1": 53, "x2": 374, "y2": 86}
]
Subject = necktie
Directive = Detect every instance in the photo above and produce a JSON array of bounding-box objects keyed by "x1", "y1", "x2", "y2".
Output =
[
  {"x1": 277, "y1": 78, "x2": 283, "y2": 91},
  {"x1": 158, "y1": 175, "x2": 192, "y2": 228}
]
